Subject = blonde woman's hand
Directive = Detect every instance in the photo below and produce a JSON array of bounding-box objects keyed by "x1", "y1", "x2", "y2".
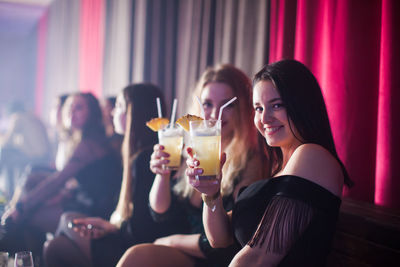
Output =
[
  {"x1": 150, "y1": 144, "x2": 171, "y2": 176},
  {"x1": 185, "y1": 147, "x2": 226, "y2": 196}
]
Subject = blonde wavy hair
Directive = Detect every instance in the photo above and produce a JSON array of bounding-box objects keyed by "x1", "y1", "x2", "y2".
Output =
[{"x1": 173, "y1": 64, "x2": 266, "y2": 198}]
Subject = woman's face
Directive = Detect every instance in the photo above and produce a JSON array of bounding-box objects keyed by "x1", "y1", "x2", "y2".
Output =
[
  {"x1": 200, "y1": 82, "x2": 236, "y2": 141},
  {"x1": 253, "y1": 80, "x2": 301, "y2": 151},
  {"x1": 112, "y1": 93, "x2": 126, "y2": 135},
  {"x1": 64, "y1": 95, "x2": 89, "y2": 130}
]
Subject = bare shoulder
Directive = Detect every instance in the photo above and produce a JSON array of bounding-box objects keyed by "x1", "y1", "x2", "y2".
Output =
[{"x1": 283, "y1": 144, "x2": 343, "y2": 196}]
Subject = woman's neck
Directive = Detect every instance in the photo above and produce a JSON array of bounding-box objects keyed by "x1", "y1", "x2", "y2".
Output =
[{"x1": 280, "y1": 141, "x2": 302, "y2": 172}]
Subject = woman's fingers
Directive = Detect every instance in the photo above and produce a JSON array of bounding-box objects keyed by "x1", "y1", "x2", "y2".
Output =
[
  {"x1": 153, "y1": 144, "x2": 164, "y2": 151},
  {"x1": 185, "y1": 166, "x2": 203, "y2": 177},
  {"x1": 186, "y1": 157, "x2": 199, "y2": 169},
  {"x1": 150, "y1": 144, "x2": 171, "y2": 175},
  {"x1": 150, "y1": 158, "x2": 169, "y2": 168},
  {"x1": 186, "y1": 147, "x2": 193, "y2": 158},
  {"x1": 151, "y1": 150, "x2": 170, "y2": 160}
]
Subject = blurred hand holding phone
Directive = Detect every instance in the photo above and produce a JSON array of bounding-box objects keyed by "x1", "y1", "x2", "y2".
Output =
[{"x1": 68, "y1": 217, "x2": 118, "y2": 239}]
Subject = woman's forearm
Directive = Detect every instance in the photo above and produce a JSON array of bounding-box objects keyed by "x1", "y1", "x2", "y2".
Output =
[
  {"x1": 203, "y1": 195, "x2": 233, "y2": 248},
  {"x1": 149, "y1": 173, "x2": 172, "y2": 213}
]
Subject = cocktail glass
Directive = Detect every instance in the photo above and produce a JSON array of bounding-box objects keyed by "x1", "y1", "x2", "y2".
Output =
[
  {"x1": 189, "y1": 120, "x2": 221, "y2": 180},
  {"x1": 158, "y1": 124, "x2": 184, "y2": 170}
]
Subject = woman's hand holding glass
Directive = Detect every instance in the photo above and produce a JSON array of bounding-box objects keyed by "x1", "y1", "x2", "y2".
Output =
[
  {"x1": 185, "y1": 147, "x2": 225, "y2": 197},
  {"x1": 150, "y1": 144, "x2": 172, "y2": 176},
  {"x1": 69, "y1": 217, "x2": 118, "y2": 239}
]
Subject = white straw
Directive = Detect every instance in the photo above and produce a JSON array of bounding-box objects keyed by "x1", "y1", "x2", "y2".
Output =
[
  {"x1": 195, "y1": 96, "x2": 205, "y2": 119},
  {"x1": 218, "y1": 96, "x2": 237, "y2": 121},
  {"x1": 156, "y1": 97, "x2": 162, "y2": 118},
  {"x1": 170, "y1": 99, "x2": 178, "y2": 128}
]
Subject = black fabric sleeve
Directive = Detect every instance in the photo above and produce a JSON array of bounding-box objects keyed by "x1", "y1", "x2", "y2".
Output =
[{"x1": 248, "y1": 195, "x2": 314, "y2": 254}]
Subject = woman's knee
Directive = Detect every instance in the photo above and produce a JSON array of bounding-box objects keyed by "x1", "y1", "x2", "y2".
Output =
[
  {"x1": 43, "y1": 236, "x2": 64, "y2": 266},
  {"x1": 117, "y1": 243, "x2": 154, "y2": 267}
]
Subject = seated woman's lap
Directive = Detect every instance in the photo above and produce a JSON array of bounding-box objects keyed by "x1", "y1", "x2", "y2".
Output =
[
  {"x1": 117, "y1": 243, "x2": 196, "y2": 267},
  {"x1": 54, "y1": 212, "x2": 92, "y2": 259}
]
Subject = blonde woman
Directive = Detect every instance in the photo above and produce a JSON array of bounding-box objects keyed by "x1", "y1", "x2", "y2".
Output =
[{"x1": 117, "y1": 64, "x2": 268, "y2": 267}]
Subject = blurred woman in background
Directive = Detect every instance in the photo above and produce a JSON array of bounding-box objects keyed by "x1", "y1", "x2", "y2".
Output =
[
  {"x1": 1, "y1": 93, "x2": 122, "y2": 259},
  {"x1": 44, "y1": 84, "x2": 179, "y2": 267}
]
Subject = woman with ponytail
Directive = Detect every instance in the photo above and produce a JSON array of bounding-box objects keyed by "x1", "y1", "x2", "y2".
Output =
[{"x1": 44, "y1": 84, "x2": 178, "y2": 267}]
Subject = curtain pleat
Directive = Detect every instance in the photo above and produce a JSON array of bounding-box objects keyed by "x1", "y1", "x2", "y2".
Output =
[
  {"x1": 34, "y1": 11, "x2": 48, "y2": 115},
  {"x1": 375, "y1": 0, "x2": 400, "y2": 209},
  {"x1": 214, "y1": 0, "x2": 269, "y2": 77},
  {"x1": 43, "y1": 0, "x2": 80, "y2": 118},
  {"x1": 102, "y1": 0, "x2": 131, "y2": 97},
  {"x1": 79, "y1": 0, "x2": 105, "y2": 97}
]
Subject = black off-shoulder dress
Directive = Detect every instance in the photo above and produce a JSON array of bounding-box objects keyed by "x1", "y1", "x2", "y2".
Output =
[{"x1": 232, "y1": 175, "x2": 341, "y2": 267}]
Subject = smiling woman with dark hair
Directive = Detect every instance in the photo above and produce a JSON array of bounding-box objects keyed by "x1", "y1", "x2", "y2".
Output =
[{"x1": 187, "y1": 59, "x2": 353, "y2": 267}]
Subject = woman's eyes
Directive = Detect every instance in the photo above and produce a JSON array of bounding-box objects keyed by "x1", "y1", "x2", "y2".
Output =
[
  {"x1": 254, "y1": 106, "x2": 263, "y2": 112},
  {"x1": 202, "y1": 102, "x2": 212, "y2": 109},
  {"x1": 254, "y1": 103, "x2": 284, "y2": 112},
  {"x1": 272, "y1": 103, "x2": 284, "y2": 109}
]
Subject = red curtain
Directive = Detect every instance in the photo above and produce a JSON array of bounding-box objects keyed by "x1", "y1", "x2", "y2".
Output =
[
  {"x1": 79, "y1": 0, "x2": 105, "y2": 97},
  {"x1": 269, "y1": 0, "x2": 400, "y2": 209}
]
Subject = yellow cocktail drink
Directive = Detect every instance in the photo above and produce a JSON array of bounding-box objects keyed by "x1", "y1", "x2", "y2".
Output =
[
  {"x1": 158, "y1": 125, "x2": 184, "y2": 170},
  {"x1": 160, "y1": 136, "x2": 183, "y2": 168},
  {"x1": 191, "y1": 135, "x2": 221, "y2": 176},
  {"x1": 190, "y1": 120, "x2": 221, "y2": 179}
]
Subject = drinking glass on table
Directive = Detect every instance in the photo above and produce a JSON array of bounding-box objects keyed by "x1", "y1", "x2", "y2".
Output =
[
  {"x1": 0, "y1": 252, "x2": 8, "y2": 267},
  {"x1": 14, "y1": 251, "x2": 33, "y2": 267},
  {"x1": 189, "y1": 120, "x2": 221, "y2": 180},
  {"x1": 158, "y1": 123, "x2": 184, "y2": 170}
]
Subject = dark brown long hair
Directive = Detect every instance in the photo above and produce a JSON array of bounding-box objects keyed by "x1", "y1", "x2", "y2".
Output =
[
  {"x1": 112, "y1": 83, "x2": 166, "y2": 225},
  {"x1": 254, "y1": 59, "x2": 353, "y2": 187}
]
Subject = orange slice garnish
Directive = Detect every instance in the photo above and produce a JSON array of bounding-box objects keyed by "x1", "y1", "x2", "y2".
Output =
[
  {"x1": 146, "y1": 117, "x2": 170, "y2": 132},
  {"x1": 176, "y1": 114, "x2": 203, "y2": 132}
]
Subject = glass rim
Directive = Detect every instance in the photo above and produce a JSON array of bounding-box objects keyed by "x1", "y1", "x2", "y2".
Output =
[
  {"x1": 189, "y1": 119, "x2": 221, "y2": 125},
  {"x1": 160, "y1": 122, "x2": 182, "y2": 130},
  {"x1": 15, "y1": 251, "x2": 32, "y2": 255}
]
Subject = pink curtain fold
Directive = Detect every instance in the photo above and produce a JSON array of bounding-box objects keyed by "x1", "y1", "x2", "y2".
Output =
[
  {"x1": 268, "y1": 0, "x2": 296, "y2": 62},
  {"x1": 375, "y1": 0, "x2": 400, "y2": 209},
  {"x1": 79, "y1": 0, "x2": 105, "y2": 97},
  {"x1": 269, "y1": 0, "x2": 400, "y2": 209}
]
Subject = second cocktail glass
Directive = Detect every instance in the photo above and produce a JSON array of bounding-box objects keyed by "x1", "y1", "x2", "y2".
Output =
[
  {"x1": 158, "y1": 124, "x2": 184, "y2": 170},
  {"x1": 189, "y1": 120, "x2": 221, "y2": 179}
]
